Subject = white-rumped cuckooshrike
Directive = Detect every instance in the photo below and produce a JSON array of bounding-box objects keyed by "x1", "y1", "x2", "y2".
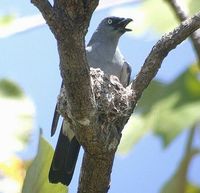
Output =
[{"x1": 49, "y1": 16, "x2": 133, "y2": 186}]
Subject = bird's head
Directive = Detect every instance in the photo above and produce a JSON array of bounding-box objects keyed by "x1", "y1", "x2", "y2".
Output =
[{"x1": 97, "y1": 16, "x2": 133, "y2": 37}]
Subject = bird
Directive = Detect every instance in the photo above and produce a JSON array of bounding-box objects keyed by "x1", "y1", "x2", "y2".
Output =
[{"x1": 48, "y1": 16, "x2": 133, "y2": 186}]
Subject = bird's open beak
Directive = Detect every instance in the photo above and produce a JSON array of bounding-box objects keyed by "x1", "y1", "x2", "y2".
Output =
[{"x1": 117, "y1": 18, "x2": 133, "y2": 32}]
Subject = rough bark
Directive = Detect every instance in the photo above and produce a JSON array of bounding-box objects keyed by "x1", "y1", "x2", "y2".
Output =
[
  {"x1": 78, "y1": 152, "x2": 115, "y2": 193},
  {"x1": 31, "y1": 0, "x2": 200, "y2": 192},
  {"x1": 32, "y1": 0, "x2": 98, "y2": 123}
]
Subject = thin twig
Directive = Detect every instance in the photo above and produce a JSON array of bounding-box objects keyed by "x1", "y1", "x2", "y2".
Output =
[
  {"x1": 131, "y1": 12, "x2": 200, "y2": 107},
  {"x1": 166, "y1": 0, "x2": 200, "y2": 68}
]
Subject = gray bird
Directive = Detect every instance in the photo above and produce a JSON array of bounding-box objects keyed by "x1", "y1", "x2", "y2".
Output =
[{"x1": 49, "y1": 16, "x2": 132, "y2": 186}]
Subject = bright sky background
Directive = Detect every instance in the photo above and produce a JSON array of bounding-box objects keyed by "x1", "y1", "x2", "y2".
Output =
[{"x1": 0, "y1": 1, "x2": 200, "y2": 193}]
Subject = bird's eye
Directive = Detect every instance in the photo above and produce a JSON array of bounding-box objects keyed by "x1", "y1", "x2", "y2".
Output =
[{"x1": 107, "y1": 19, "x2": 112, "y2": 25}]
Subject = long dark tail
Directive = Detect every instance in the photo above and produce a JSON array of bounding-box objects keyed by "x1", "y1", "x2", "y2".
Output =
[{"x1": 48, "y1": 125, "x2": 80, "y2": 186}]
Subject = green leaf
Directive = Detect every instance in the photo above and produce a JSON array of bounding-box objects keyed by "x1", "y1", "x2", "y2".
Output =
[
  {"x1": 141, "y1": 65, "x2": 200, "y2": 146},
  {"x1": 118, "y1": 81, "x2": 167, "y2": 154},
  {"x1": 118, "y1": 65, "x2": 200, "y2": 153},
  {"x1": 131, "y1": 0, "x2": 179, "y2": 34},
  {"x1": 0, "y1": 79, "x2": 24, "y2": 98},
  {"x1": 0, "y1": 79, "x2": 35, "y2": 154},
  {"x1": 160, "y1": 126, "x2": 200, "y2": 193},
  {"x1": 117, "y1": 0, "x2": 200, "y2": 36},
  {"x1": 146, "y1": 94, "x2": 200, "y2": 146},
  {"x1": 186, "y1": 183, "x2": 200, "y2": 193},
  {"x1": 118, "y1": 115, "x2": 149, "y2": 154},
  {"x1": 136, "y1": 80, "x2": 166, "y2": 114},
  {"x1": 188, "y1": 0, "x2": 200, "y2": 16},
  {"x1": 22, "y1": 134, "x2": 67, "y2": 193},
  {"x1": 0, "y1": 14, "x2": 15, "y2": 26}
]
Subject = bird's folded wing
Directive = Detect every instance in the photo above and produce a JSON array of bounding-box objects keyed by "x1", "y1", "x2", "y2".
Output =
[
  {"x1": 120, "y1": 61, "x2": 132, "y2": 87},
  {"x1": 51, "y1": 104, "x2": 60, "y2": 136},
  {"x1": 51, "y1": 82, "x2": 64, "y2": 136}
]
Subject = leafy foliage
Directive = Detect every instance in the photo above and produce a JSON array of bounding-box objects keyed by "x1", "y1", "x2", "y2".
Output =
[
  {"x1": 22, "y1": 134, "x2": 67, "y2": 193},
  {"x1": 0, "y1": 79, "x2": 24, "y2": 98},
  {"x1": 121, "y1": 0, "x2": 200, "y2": 36},
  {"x1": 0, "y1": 78, "x2": 35, "y2": 193},
  {"x1": 186, "y1": 183, "x2": 200, "y2": 193},
  {"x1": 160, "y1": 126, "x2": 200, "y2": 193},
  {"x1": 0, "y1": 14, "x2": 14, "y2": 26},
  {"x1": 0, "y1": 78, "x2": 34, "y2": 153},
  {"x1": 188, "y1": 0, "x2": 200, "y2": 16},
  {"x1": 119, "y1": 65, "x2": 200, "y2": 153}
]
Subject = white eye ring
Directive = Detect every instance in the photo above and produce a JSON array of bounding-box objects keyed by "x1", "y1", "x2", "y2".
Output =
[{"x1": 107, "y1": 19, "x2": 112, "y2": 24}]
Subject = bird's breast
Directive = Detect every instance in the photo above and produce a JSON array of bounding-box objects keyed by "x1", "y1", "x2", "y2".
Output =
[{"x1": 86, "y1": 44, "x2": 123, "y2": 79}]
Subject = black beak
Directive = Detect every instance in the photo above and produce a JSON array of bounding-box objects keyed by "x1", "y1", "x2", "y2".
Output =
[{"x1": 117, "y1": 18, "x2": 133, "y2": 32}]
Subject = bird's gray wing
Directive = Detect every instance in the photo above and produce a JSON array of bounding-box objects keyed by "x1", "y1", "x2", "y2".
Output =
[
  {"x1": 51, "y1": 82, "x2": 64, "y2": 136},
  {"x1": 51, "y1": 104, "x2": 60, "y2": 136},
  {"x1": 120, "y1": 61, "x2": 132, "y2": 87},
  {"x1": 49, "y1": 81, "x2": 80, "y2": 186}
]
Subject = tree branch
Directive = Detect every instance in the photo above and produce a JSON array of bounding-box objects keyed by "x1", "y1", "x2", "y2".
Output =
[
  {"x1": 31, "y1": 1, "x2": 200, "y2": 192},
  {"x1": 175, "y1": 124, "x2": 199, "y2": 193},
  {"x1": 32, "y1": 0, "x2": 98, "y2": 123},
  {"x1": 131, "y1": 11, "x2": 200, "y2": 107},
  {"x1": 31, "y1": 0, "x2": 60, "y2": 36},
  {"x1": 31, "y1": 0, "x2": 53, "y2": 15},
  {"x1": 161, "y1": 124, "x2": 199, "y2": 193},
  {"x1": 166, "y1": 0, "x2": 200, "y2": 67},
  {"x1": 185, "y1": 123, "x2": 196, "y2": 154},
  {"x1": 78, "y1": 152, "x2": 115, "y2": 193},
  {"x1": 185, "y1": 122, "x2": 200, "y2": 157}
]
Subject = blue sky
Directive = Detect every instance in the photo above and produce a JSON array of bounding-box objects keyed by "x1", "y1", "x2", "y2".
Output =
[{"x1": 1, "y1": 1, "x2": 200, "y2": 193}]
